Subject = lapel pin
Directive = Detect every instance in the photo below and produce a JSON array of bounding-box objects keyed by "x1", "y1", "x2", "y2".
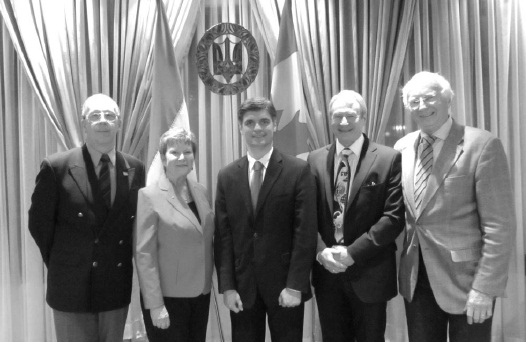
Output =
[{"x1": 123, "y1": 171, "x2": 128, "y2": 176}]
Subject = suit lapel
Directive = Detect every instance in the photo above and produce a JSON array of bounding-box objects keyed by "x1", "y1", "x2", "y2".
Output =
[
  {"x1": 419, "y1": 121, "x2": 464, "y2": 217},
  {"x1": 402, "y1": 132, "x2": 419, "y2": 218},
  {"x1": 160, "y1": 174, "x2": 202, "y2": 234},
  {"x1": 235, "y1": 157, "x2": 254, "y2": 218},
  {"x1": 188, "y1": 179, "x2": 207, "y2": 234},
  {"x1": 112, "y1": 152, "x2": 131, "y2": 210},
  {"x1": 255, "y1": 150, "x2": 283, "y2": 215},
  {"x1": 347, "y1": 137, "x2": 376, "y2": 212},
  {"x1": 324, "y1": 144, "x2": 336, "y2": 214}
]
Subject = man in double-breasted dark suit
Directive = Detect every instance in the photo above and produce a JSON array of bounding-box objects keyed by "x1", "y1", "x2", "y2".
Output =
[
  {"x1": 214, "y1": 97, "x2": 317, "y2": 342},
  {"x1": 28, "y1": 94, "x2": 145, "y2": 342},
  {"x1": 308, "y1": 90, "x2": 405, "y2": 342}
]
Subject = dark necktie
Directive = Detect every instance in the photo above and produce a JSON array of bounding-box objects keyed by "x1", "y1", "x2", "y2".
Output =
[
  {"x1": 414, "y1": 134, "x2": 435, "y2": 212},
  {"x1": 99, "y1": 153, "x2": 111, "y2": 208},
  {"x1": 250, "y1": 161, "x2": 263, "y2": 211},
  {"x1": 333, "y1": 148, "x2": 352, "y2": 243}
]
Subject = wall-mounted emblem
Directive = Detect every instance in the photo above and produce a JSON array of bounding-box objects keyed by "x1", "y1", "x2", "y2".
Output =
[{"x1": 196, "y1": 23, "x2": 259, "y2": 96}]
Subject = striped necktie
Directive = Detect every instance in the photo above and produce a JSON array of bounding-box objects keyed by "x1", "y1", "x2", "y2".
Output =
[
  {"x1": 99, "y1": 153, "x2": 112, "y2": 208},
  {"x1": 414, "y1": 134, "x2": 435, "y2": 212}
]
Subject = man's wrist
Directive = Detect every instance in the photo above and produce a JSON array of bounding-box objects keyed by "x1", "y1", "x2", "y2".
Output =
[
  {"x1": 286, "y1": 288, "x2": 301, "y2": 294},
  {"x1": 316, "y1": 251, "x2": 323, "y2": 264}
]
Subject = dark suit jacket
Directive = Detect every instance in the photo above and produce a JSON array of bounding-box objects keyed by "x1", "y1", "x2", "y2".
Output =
[
  {"x1": 28, "y1": 144, "x2": 145, "y2": 312},
  {"x1": 214, "y1": 149, "x2": 317, "y2": 309},
  {"x1": 307, "y1": 135, "x2": 405, "y2": 303}
]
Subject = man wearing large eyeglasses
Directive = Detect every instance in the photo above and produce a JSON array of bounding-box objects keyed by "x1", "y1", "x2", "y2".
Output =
[
  {"x1": 395, "y1": 72, "x2": 514, "y2": 342},
  {"x1": 28, "y1": 94, "x2": 145, "y2": 342}
]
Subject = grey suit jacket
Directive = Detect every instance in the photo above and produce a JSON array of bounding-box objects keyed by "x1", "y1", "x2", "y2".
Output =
[
  {"x1": 395, "y1": 120, "x2": 514, "y2": 313},
  {"x1": 134, "y1": 173, "x2": 214, "y2": 309}
]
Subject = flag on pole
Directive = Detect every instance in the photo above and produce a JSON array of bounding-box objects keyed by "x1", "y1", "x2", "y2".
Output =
[
  {"x1": 271, "y1": 0, "x2": 316, "y2": 158},
  {"x1": 147, "y1": 0, "x2": 191, "y2": 185}
]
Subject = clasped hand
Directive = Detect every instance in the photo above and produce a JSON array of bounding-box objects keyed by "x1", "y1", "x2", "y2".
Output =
[
  {"x1": 279, "y1": 288, "x2": 301, "y2": 307},
  {"x1": 150, "y1": 305, "x2": 170, "y2": 329},
  {"x1": 319, "y1": 246, "x2": 354, "y2": 273}
]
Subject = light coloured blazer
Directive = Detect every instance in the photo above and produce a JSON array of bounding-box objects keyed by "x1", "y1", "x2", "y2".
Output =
[
  {"x1": 134, "y1": 173, "x2": 214, "y2": 309},
  {"x1": 394, "y1": 119, "x2": 514, "y2": 314}
]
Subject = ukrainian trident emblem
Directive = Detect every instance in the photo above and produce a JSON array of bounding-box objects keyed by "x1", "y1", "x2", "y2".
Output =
[{"x1": 196, "y1": 23, "x2": 259, "y2": 95}]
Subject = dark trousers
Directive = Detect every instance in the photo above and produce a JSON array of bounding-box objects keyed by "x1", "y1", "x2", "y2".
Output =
[
  {"x1": 315, "y1": 273, "x2": 387, "y2": 342},
  {"x1": 53, "y1": 306, "x2": 128, "y2": 342},
  {"x1": 404, "y1": 251, "x2": 493, "y2": 342},
  {"x1": 141, "y1": 293, "x2": 211, "y2": 342},
  {"x1": 230, "y1": 290, "x2": 305, "y2": 342}
]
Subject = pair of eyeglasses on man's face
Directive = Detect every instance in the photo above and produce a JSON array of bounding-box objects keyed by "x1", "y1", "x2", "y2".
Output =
[
  {"x1": 85, "y1": 111, "x2": 119, "y2": 123},
  {"x1": 407, "y1": 94, "x2": 439, "y2": 109}
]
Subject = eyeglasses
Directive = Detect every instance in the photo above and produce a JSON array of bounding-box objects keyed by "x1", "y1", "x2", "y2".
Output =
[
  {"x1": 407, "y1": 95, "x2": 439, "y2": 109},
  {"x1": 85, "y1": 111, "x2": 118, "y2": 123},
  {"x1": 332, "y1": 114, "x2": 361, "y2": 123}
]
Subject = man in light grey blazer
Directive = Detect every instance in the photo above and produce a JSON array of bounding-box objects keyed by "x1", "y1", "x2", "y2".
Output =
[{"x1": 395, "y1": 71, "x2": 515, "y2": 342}]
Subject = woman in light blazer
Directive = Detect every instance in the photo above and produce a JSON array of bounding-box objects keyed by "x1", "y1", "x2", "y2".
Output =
[{"x1": 135, "y1": 127, "x2": 214, "y2": 342}]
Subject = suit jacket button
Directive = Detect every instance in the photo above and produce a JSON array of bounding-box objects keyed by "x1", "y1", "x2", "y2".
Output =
[
  {"x1": 117, "y1": 263, "x2": 122, "y2": 267},
  {"x1": 130, "y1": 215, "x2": 135, "y2": 219},
  {"x1": 254, "y1": 233, "x2": 258, "y2": 238},
  {"x1": 94, "y1": 239, "x2": 99, "y2": 244},
  {"x1": 119, "y1": 240, "x2": 123, "y2": 245},
  {"x1": 92, "y1": 261, "x2": 98, "y2": 267},
  {"x1": 78, "y1": 212, "x2": 83, "y2": 217}
]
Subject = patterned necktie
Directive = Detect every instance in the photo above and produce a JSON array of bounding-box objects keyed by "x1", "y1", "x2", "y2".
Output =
[
  {"x1": 99, "y1": 153, "x2": 112, "y2": 208},
  {"x1": 414, "y1": 134, "x2": 435, "y2": 212},
  {"x1": 250, "y1": 161, "x2": 263, "y2": 211},
  {"x1": 333, "y1": 148, "x2": 352, "y2": 243}
]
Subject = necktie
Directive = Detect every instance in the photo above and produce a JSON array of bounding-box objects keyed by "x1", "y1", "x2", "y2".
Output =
[
  {"x1": 99, "y1": 153, "x2": 112, "y2": 208},
  {"x1": 250, "y1": 161, "x2": 263, "y2": 211},
  {"x1": 414, "y1": 135, "x2": 435, "y2": 212},
  {"x1": 333, "y1": 148, "x2": 352, "y2": 243}
]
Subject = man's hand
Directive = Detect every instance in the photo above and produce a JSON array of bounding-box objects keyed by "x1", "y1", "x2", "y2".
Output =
[
  {"x1": 150, "y1": 305, "x2": 170, "y2": 329},
  {"x1": 223, "y1": 290, "x2": 244, "y2": 313},
  {"x1": 332, "y1": 245, "x2": 355, "y2": 267},
  {"x1": 318, "y1": 247, "x2": 348, "y2": 273},
  {"x1": 279, "y1": 288, "x2": 301, "y2": 307},
  {"x1": 465, "y1": 289, "x2": 493, "y2": 324}
]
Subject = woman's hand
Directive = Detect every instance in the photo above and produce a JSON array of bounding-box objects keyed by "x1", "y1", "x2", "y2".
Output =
[{"x1": 150, "y1": 305, "x2": 170, "y2": 329}]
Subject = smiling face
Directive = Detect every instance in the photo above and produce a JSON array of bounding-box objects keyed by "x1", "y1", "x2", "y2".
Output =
[
  {"x1": 406, "y1": 83, "x2": 450, "y2": 135},
  {"x1": 239, "y1": 109, "x2": 276, "y2": 155},
  {"x1": 329, "y1": 97, "x2": 366, "y2": 147},
  {"x1": 163, "y1": 141, "x2": 194, "y2": 181}
]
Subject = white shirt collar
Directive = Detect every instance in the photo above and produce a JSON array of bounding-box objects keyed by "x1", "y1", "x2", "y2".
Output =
[
  {"x1": 86, "y1": 144, "x2": 116, "y2": 167},
  {"x1": 336, "y1": 134, "x2": 364, "y2": 157},
  {"x1": 247, "y1": 147, "x2": 273, "y2": 170},
  {"x1": 429, "y1": 116, "x2": 453, "y2": 141}
]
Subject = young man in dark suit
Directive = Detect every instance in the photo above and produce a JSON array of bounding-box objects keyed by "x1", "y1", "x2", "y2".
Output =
[
  {"x1": 214, "y1": 97, "x2": 317, "y2": 342},
  {"x1": 308, "y1": 90, "x2": 405, "y2": 342},
  {"x1": 28, "y1": 94, "x2": 145, "y2": 342}
]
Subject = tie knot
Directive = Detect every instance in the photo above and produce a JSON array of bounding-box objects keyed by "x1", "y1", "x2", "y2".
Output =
[
  {"x1": 421, "y1": 134, "x2": 435, "y2": 146},
  {"x1": 341, "y1": 148, "x2": 352, "y2": 159},
  {"x1": 100, "y1": 153, "x2": 110, "y2": 164},
  {"x1": 253, "y1": 161, "x2": 263, "y2": 172}
]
